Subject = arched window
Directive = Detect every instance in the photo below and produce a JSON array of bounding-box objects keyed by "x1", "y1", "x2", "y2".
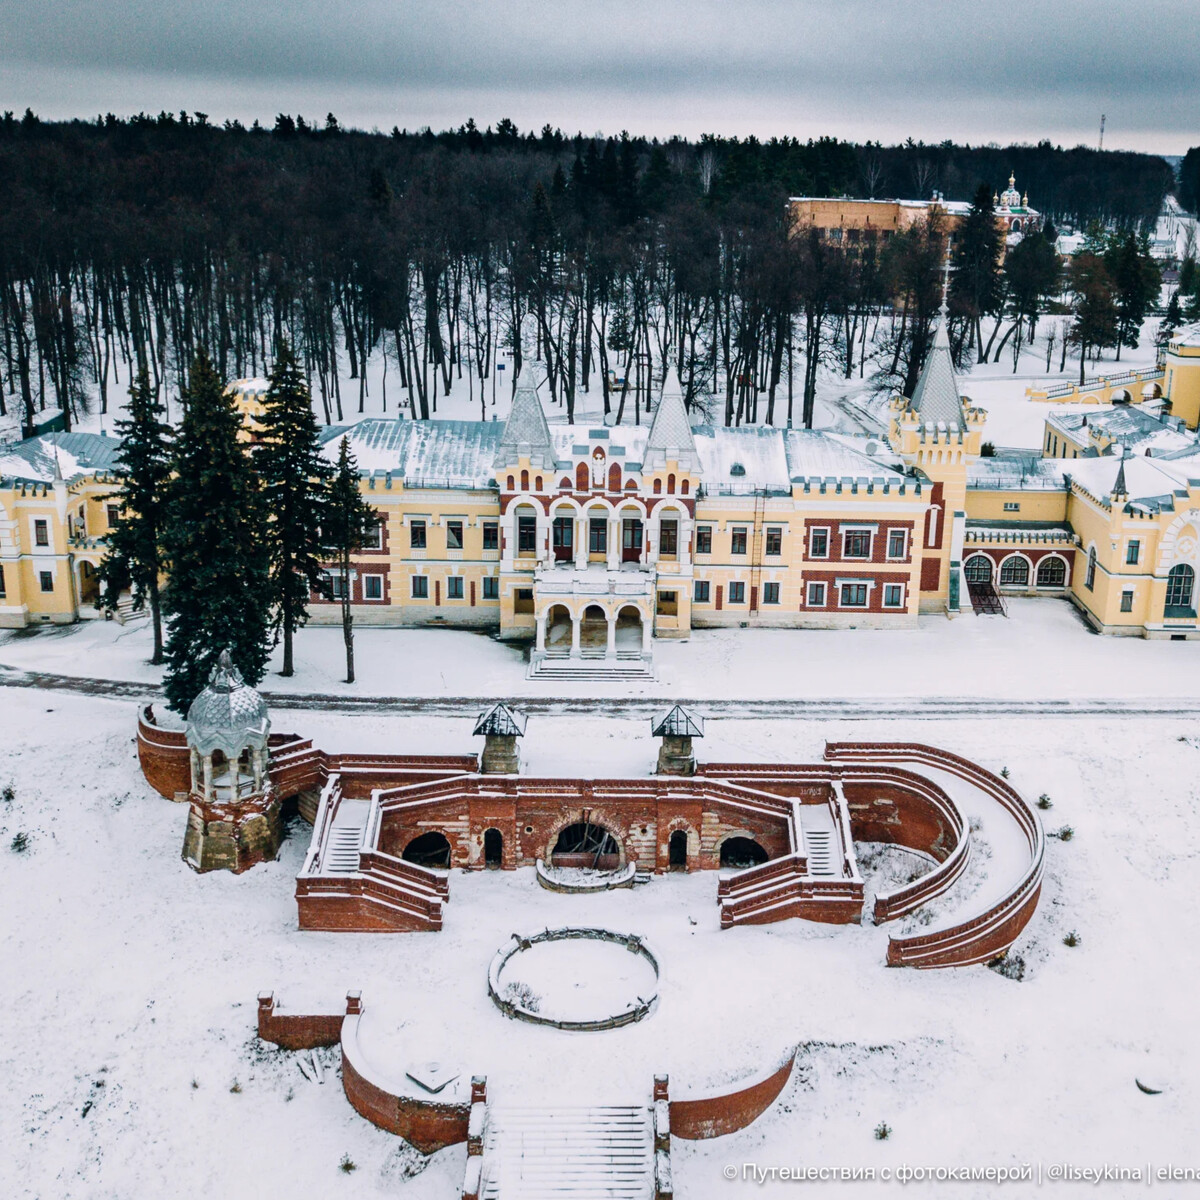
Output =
[
  {"x1": 520, "y1": 469, "x2": 529, "y2": 491},
  {"x1": 680, "y1": 479, "x2": 690, "y2": 496},
  {"x1": 402, "y1": 831, "x2": 452, "y2": 868},
  {"x1": 1166, "y1": 563, "x2": 1195, "y2": 613},
  {"x1": 999, "y1": 556, "x2": 1029, "y2": 586},
  {"x1": 668, "y1": 829, "x2": 688, "y2": 870},
  {"x1": 653, "y1": 478, "x2": 662, "y2": 495},
  {"x1": 575, "y1": 462, "x2": 590, "y2": 491},
  {"x1": 507, "y1": 475, "x2": 515, "y2": 492},
  {"x1": 608, "y1": 463, "x2": 622, "y2": 492},
  {"x1": 964, "y1": 555, "x2": 993, "y2": 584},
  {"x1": 1036, "y1": 556, "x2": 1067, "y2": 587},
  {"x1": 535, "y1": 475, "x2": 542, "y2": 491},
  {"x1": 559, "y1": 477, "x2": 572, "y2": 491},
  {"x1": 667, "y1": 473, "x2": 676, "y2": 494},
  {"x1": 719, "y1": 836, "x2": 768, "y2": 868},
  {"x1": 1085, "y1": 547, "x2": 1097, "y2": 591}
]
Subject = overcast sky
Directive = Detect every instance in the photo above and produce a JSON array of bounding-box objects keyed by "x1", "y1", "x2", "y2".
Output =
[{"x1": 1, "y1": 0, "x2": 1195, "y2": 154}]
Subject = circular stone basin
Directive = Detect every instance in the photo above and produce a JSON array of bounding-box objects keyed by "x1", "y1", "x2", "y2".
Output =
[{"x1": 488, "y1": 928, "x2": 659, "y2": 1031}]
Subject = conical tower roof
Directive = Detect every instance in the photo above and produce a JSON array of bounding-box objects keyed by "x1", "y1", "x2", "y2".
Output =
[
  {"x1": 185, "y1": 649, "x2": 270, "y2": 759},
  {"x1": 909, "y1": 315, "x2": 966, "y2": 430},
  {"x1": 644, "y1": 366, "x2": 699, "y2": 470},
  {"x1": 496, "y1": 376, "x2": 555, "y2": 467}
]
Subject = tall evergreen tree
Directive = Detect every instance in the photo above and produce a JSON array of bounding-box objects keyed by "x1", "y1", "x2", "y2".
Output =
[
  {"x1": 950, "y1": 182, "x2": 1003, "y2": 362},
  {"x1": 1105, "y1": 231, "x2": 1161, "y2": 359},
  {"x1": 97, "y1": 366, "x2": 173, "y2": 663},
  {"x1": 324, "y1": 437, "x2": 376, "y2": 685},
  {"x1": 1067, "y1": 254, "x2": 1118, "y2": 383},
  {"x1": 257, "y1": 338, "x2": 333, "y2": 676},
  {"x1": 161, "y1": 350, "x2": 272, "y2": 712}
]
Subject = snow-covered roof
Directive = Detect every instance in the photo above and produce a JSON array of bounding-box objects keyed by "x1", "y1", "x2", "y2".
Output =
[
  {"x1": 967, "y1": 456, "x2": 1071, "y2": 491},
  {"x1": 1169, "y1": 321, "x2": 1200, "y2": 349},
  {"x1": 473, "y1": 702, "x2": 527, "y2": 738},
  {"x1": 550, "y1": 424, "x2": 649, "y2": 469},
  {"x1": 1069, "y1": 454, "x2": 1200, "y2": 513},
  {"x1": 693, "y1": 426, "x2": 791, "y2": 492},
  {"x1": 319, "y1": 419, "x2": 504, "y2": 489},
  {"x1": 644, "y1": 369, "x2": 700, "y2": 471},
  {"x1": 907, "y1": 314, "x2": 966, "y2": 430},
  {"x1": 784, "y1": 430, "x2": 907, "y2": 485},
  {"x1": 651, "y1": 704, "x2": 705, "y2": 739},
  {"x1": 0, "y1": 431, "x2": 123, "y2": 485},
  {"x1": 496, "y1": 382, "x2": 555, "y2": 467},
  {"x1": 1046, "y1": 404, "x2": 1197, "y2": 457}
]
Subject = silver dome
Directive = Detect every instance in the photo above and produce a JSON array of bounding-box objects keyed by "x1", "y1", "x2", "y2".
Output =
[{"x1": 185, "y1": 650, "x2": 271, "y2": 759}]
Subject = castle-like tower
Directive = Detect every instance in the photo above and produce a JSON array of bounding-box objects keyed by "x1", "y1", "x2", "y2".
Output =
[{"x1": 887, "y1": 299, "x2": 987, "y2": 614}]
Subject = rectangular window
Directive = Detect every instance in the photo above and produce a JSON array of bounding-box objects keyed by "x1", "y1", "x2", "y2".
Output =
[
  {"x1": 765, "y1": 527, "x2": 783, "y2": 556},
  {"x1": 656, "y1": 590, "x2": 678, "y2": 616},
  {"x1": 694, "y1": 580, "x2": 710, "y2": 603},
  {"x1": 363, "y1": 575, "x2": 383, "y2": 601},
  {"x1": 446, "y1": 521, "x2": 464, "y2": 550},
  {"x1": 883, "y1": 583, "x2": 904, "y2": 607},
  {"x1": 0, "y1": 565, "x2": 5, "y2": 597},
  {"x1": 840, "y1": 582, "x2": 869, "y2": 607},
  {"x1": 728, "y1": 581, "x2": 746, "y2": 604},
  {"x1": 514, "y1": 588, "x2": 534, "y2": 614},
  {"x1": 411, "y1": 575, "x2": 429, "y2": 599},
  {"x1": 887, "y1": 530, "x2": 907, "y2": 559},
  {"x1": 362, "y1": 517, "x2": 384, "y2": 550},
  {"x1": 40, "y1": 570, "x2": 54, "y2": 593},
  {"x1": 1003, "y1": 502, "x2": 1021, "y2": 513},
  {"x1": 34, "y1": 519, "x2": 49, "y2": 547},
  {"x1": 1126, "y1": 540, "x2": 1140, "y2": 566},
  {"x1": 731, "y1": 527, "x2": 748, "y2": 555},
  {"x1": 518, "y1": 516, "x2": 538, "y2": 553},
  {"x1": 806, "y1": 582, "x2": 826, "y2": 607},
  {"x1": 482, "y1": 576, "x2": 499, "y2": 600},
  {"x1": 447, "y1": 576, "x2": 464, "y2": 600},
  {"x1": 1120, "y1": 589, "x2": 1134, "y2": 613},
  {"x1": 410, "y1": 520, "x2": 427, "y2": 549},
  {"x1": 106, "y1": 504, "x2": 120, "y2": 527},
  {"x1": 696, "y1": 525, "x2": 713, "y2": 555},
  {"x1": 327, "y1": 573, "x2": 348, "y2": 600},
  {"x1": 659, "y1": 520, "x2": 678, "y2": 556},
  {"x1": 483, "y1": 521, "x2": 499, "y2": 551},
  {"x1": 842, "y1": 530, "x2": 871, "y2": 559},
  {"x1": 809, "y1": 528, "x2": 829, "y2": 558},
  {"x1": 763, "y1": 581, "x2": 780, "y2": 604},
  {"x1": 589, "y1": 518, "x2": 607, "y2": 553}
]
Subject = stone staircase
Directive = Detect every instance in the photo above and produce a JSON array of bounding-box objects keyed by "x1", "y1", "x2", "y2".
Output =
[
  {"x1": 322, "y1": 797, "x2": 370, "y2": 873},
  {"x1": 480, "y1": 1104, "x2": 654, "y2": 1200},
  {"x1": 528, "y1": 656, "x2": 656, "y2": 683}
]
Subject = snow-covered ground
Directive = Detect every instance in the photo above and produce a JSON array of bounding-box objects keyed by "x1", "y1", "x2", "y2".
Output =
[
  {"x1": 5, "y1": 596, "x2": 1200, "y2": 705},
  {"x1": 2, "y1": 692, "x2": 1197, "y2": 1199}
]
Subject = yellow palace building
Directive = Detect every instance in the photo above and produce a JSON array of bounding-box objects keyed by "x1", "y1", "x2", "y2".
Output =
[{"x1": 6, "y1": 319, "x2": 1200, "y2": 649}]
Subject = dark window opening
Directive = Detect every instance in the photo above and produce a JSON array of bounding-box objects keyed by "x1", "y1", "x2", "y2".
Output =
[
  {"x1": 720, "y1": 836, "x2": 769, "y2": 868},
  {"x1": 668, "y1": 829, "x2": 688, "y2": 870},
  {"x1": 552, "y1": 821, "x2": 621, "y2": 870},
  {"x1": 402, "y1": 831, "x2": 452, "y2": 868},
  {"x1": 484, "y1": 828, "x2": 503, "y2": 868}
]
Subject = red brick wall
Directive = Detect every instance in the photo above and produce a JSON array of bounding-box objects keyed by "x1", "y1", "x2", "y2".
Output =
[
  {"x1": 670, "y1": 1052, "x2": 796, "y2": 1140},
  {"x1": 802, "y1": 518, "x2": 915, "y2": 564},
  {"x1": 257, "y1": 994, "x2": 343, "y2": 1050},
  {"x1": 798, "y1": 570, "x2": 910, "y2": 614}
]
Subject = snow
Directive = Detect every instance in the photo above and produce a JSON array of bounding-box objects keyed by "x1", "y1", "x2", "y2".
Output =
[
  {"x1": 3, "y1": 689, "x2": 1200, "y2": 1198},
  {"x1": 9, "y1": 596, "x2": 1200, "y2": 706}
]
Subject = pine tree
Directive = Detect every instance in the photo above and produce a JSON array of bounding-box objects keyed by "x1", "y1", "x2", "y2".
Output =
[
  {"x1": 97, "y1": 366, "x2": 173, "y2": 663},
  {"x1": 161, "y1": 350, "x2": 272, "y2": 712},
  {"x1": 1105, "y1": 231, "x2": 1161, "y2": 359},
  {"x1": 1160, "y1": 291, "x2": 1183, "y2": 344},
  {"x1": 950, "y1": 182, "x2": 1004, "y2": 362},
  {"x1": 256, "y1": 338, "x2": 333, "y2": 676},
  {"x1": 1067, "y1": 253, "x2": 1118, "y2": 383},
  {"x1": 324, "y1": 437, "x2": 376, "y2": 684}
]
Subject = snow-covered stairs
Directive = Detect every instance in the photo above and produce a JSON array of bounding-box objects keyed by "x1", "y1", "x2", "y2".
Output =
[
  {"x1": 798, "y1": 804, "x2": 839, "y2": 877},
  {"x1": 481, "y1": 1104, "x2": 654, "y2": 1200},
  {"x1": 527, "y1": 658, "x2": 656, "y2": 682},
  {"x1": 322, "y1": 798, "x2": 369, "y2": 873}
]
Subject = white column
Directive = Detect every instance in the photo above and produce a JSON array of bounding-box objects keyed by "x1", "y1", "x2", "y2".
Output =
[
  {"x1": 606, "y1": 614, "x2": 617, "y2": 658},
  {"x1": 535, "y1": 614, "x2": 546, "y2": 653},
  {"x1": 607, "y1": 515, "x2": 620, "y2": 570},
  {"x1": 570, "y1": 613, "x2": 582, "y2": 657},
  {"x1": 641, "y1": 608, "x2": 654, "y2": 655},
  {"x1": 574, "y1": 513, "x2": 587, "y2": 569}
]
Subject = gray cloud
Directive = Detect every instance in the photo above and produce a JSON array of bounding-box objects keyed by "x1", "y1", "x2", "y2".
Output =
[{"x1": 1, "y1": 0, "x2": 1195, "y2": 151}]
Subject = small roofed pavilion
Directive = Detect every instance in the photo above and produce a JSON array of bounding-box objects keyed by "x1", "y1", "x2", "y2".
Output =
[
  {"x1": 181, "y1": 650, "x2": 281, "y2": 873},
  {"x1": 474, "y1": 702, "x2": 528, "y2": 774},
  {"x1": 651, "y1": 704, "x2": 704, "y2": 776}
]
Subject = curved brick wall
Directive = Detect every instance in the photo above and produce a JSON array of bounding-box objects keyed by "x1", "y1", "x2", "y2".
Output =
[
  {"x1": 340, "y1": 1015, "x2": 470, "y2": 1152},
  {"x1": 826, "y1": 743, "x2": 1044, "y2": 969},
  {"x1": 670, "y1": 1052, "x2": 796, "y2": 1140},
  {"x1": 137, "y1": 706, "x2": 190, "y2": 799}
]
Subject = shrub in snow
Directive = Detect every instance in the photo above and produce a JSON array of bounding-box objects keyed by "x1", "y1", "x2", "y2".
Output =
[
  {"x1": 1054, "y1": 826, "x2": 1075, "y2": 842},
  {"x1": 1, "y1": 783, "x2": 13, "y2": 802},
  {"x1": 874, "y1": 1121, "x2": 891, "y2": 1140},
  {"x1": 989, "y1": 953, "x2": 1026, "y2": 982},
  {"x1": 1000, "y1": 767, "x2": 1010, "y2": 779},
  {"x1": 10, "y1": 832, "x2": 29, "y2": 853},
  {"x1": 229, "y1": 1079, "x2": 242, "y2": 1094},
  {"x1": 339, "y1": 1155, "x2": 357, "y2": 1174},
  {"x1": 1037, "y1": 794, "x2": 1053, "y2": 810},
  {"x1": 1062, "y1": 930, "x2": 1081, "y2": 947},
  {"x1": 502, "y1": 980, "x2": 541, "y2": 1012}
]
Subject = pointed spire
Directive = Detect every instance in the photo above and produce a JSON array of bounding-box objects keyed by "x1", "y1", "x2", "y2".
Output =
[
  {"x1": 908, "y1": 258, "x2": 966, "y2": 430},
  {"x1": 1112, "y1": 446, "x2": 1128, "y2": 499},
  {"x1": 644, "y1": 365, "x2": 699, "y2": 470},
  {"x1": 496, "y1": 373, "x2": 555, "y2": 467}
]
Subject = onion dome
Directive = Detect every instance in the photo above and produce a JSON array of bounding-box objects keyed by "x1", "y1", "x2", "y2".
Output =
[
  {"x1": 1000, "y1": 174, "x2": 1021, "y2": 208},
  {"x1": 185, "y1": 649, "x2": 270, "y2": 759}
]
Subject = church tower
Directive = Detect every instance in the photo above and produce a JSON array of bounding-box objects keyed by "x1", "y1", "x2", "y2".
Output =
[{"x1": 887, "y1": 287, "x2": 987, "y2": 614}]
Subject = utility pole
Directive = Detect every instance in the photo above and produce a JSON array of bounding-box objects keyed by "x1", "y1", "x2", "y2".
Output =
[{"x1": 1099, "y1": 114, "x2": 1106, "y2": 151}]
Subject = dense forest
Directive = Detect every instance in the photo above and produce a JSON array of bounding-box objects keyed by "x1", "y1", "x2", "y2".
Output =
[{"x1": 0, "y1": 107, "x2": 1184, "y2": 434}]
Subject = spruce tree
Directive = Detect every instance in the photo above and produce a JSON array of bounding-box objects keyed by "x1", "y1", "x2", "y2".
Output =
[
  {"x1": 161, "y1": 350, "x2": 272, "y2": 712},
  {"x1": 257, "y1": 338, "x2": 333, "y2": 676},
  {"x1": 97, "y1": 366, "x2": 173, "y2": 663},
  {"x1": 324, "y1": 437, "x2": 376, "y2": 684},
  {"x1": 950, "y1": 182, "x2": 1003, "y2": 362}
]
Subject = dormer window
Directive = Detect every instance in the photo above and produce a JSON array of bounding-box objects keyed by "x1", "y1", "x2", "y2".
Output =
[{"x1": 730, "y1": 463, "x2": 746, "y2": 477}]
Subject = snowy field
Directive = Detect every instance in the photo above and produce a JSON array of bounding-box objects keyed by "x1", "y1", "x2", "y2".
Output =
[
  {"x1": 2, "y1": 690, "x2": 1199, "y2": 1199},
  {"x1": 5, "y1": 596, "x2": 1200, "y2": 705}
]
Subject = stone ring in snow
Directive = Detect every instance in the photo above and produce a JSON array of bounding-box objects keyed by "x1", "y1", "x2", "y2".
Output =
[{"x1": 488, "y1": 927, "x2": 660, "y2": 1031}]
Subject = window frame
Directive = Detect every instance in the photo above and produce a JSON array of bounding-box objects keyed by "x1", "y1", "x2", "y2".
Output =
[
  {"x1": 728, "y1": 580, "x2": 746, "y2": 604},
  {"x1": 695, "y1": 525, "x2": 713, "y2": 555},
  {"x1": 839, "y1": 581, "x2": 869, "y2": 608},
  {"x1": 765, "y1": 527, "x2": 783, "y2": 557},
  {"x1": 730, "y1": 527, "x2": 748, "y2": 556},
  {"x1": 886, "y1": 529, "x2": 908, "y2": 560},
  {"x1": 762, "y1": 581, "x2": 781, "y2": 605},
  {"x1": 409, "y1": 519, "x2": 427, "y2": 550},
  {"x1": 517, "y1": 515, "x2": 538, "y2": 554},
  {"x1": 693, "y1": 579, "x2": 710, "y2": 603},
  {"x1": 1125, "y1": 540, "x2": 1140, "y2": 566},
  {"x1": 482, "y1": 576, "x2": 499, "y2": 600},
  {"x1": 482, "y1": 521, "x2": 499, "y2": 551},
  {"x1": 809, "y1": 527, "x2": 830, "y2": 559},
  {"x1": 883, "y1": 583, "x2": 904, "y2": 608},
  {"x1": 806, "y1": 581, "x2": 827, "y2": 607},
  {"x1": 841, "y1": 528, "x2": 873, "y2": 559},
  {"x1": 39, "y1": 570, "x2": 54, "y2": 593},
  {"x1": 446, "y1": 575, "x2": 464, "y2": 600},
  {"x1": 588, "y1": 517, "x2": 607, "y2": 554},
  {"x1": 34, "y1": 518, "x2": 49, "y2": 547},
  {"x1": 411, "y1": 575, "x2": 429, "y2": 599},
  {"x1": 362, "y1": 574, "x2": 384, "y2": 601},
  {"x1": 446, "y1": 520, "x2": 464, "y2": 551}
]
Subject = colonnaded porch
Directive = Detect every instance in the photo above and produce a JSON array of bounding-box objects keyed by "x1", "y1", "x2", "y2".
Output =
[{"x1": 528, "y1": 564, "x2": 656, "y2": 680}]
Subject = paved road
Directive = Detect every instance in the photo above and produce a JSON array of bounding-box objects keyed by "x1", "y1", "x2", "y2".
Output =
[{"x1": 1, "y1": 663, "x2": 1196, "y2": 720}]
